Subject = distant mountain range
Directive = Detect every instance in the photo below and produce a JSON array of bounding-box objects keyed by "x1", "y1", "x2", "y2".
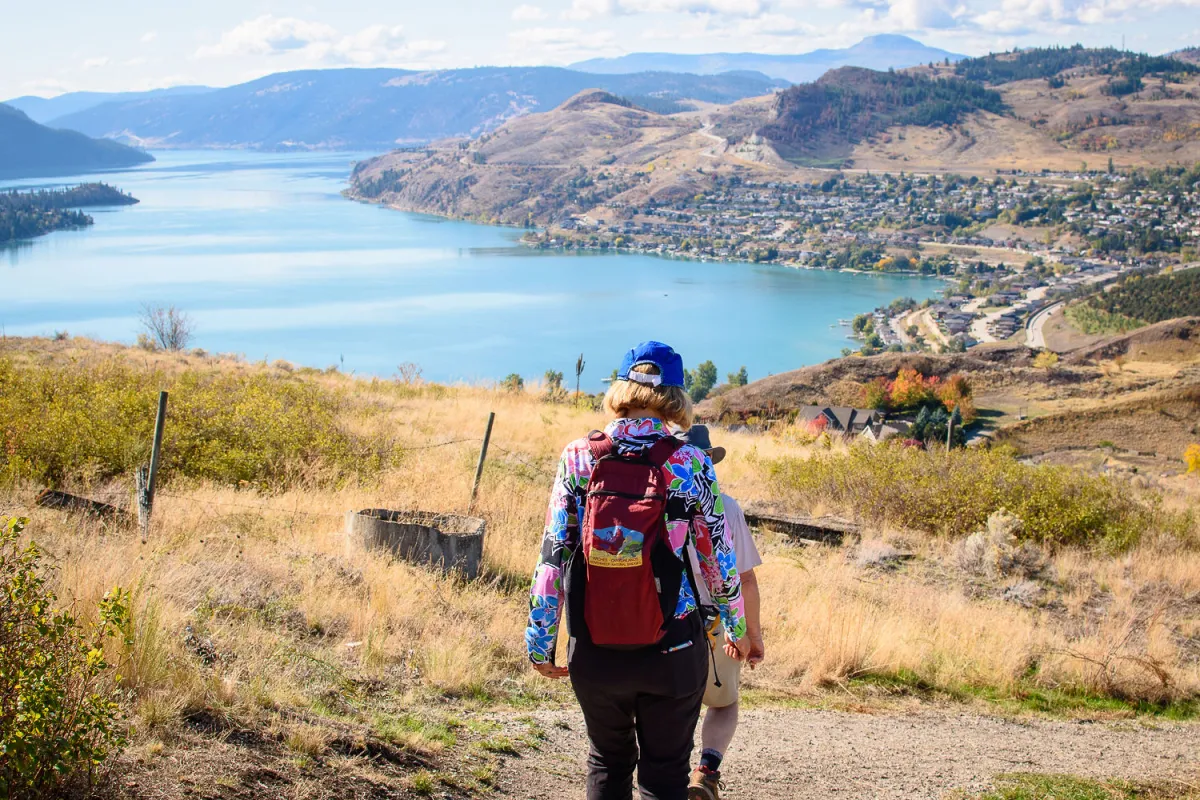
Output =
[
  {"x1": 33, "y1": 67, "x2": 787, "y2": 152},
  {"x1": 570, "y1": 35, "x2": 965, "y2": 84},
  {"x1": 0, "y1": 104, "x2": 153, "y2": 179},
  {"x1": 5, "y1": 86, "x2": 215, "y2": 125}
]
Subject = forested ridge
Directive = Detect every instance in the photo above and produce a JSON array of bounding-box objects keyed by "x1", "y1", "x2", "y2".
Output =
[
  {"x1": 0, "y1": 183, "x2": 137, "y2": 243},
  {"x1": 759, "y1": 67, "x2": 1005, "y2": 153},
  {"x1": 953, "y1": 45, "x2": 1198, "y2": 90}
]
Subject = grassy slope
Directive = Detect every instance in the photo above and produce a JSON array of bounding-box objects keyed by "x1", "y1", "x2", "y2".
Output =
[{"x1": 4, "y1": 336, "x2": 1200, "y2": 797}]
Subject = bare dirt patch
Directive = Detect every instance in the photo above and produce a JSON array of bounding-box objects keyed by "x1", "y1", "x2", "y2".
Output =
[{"x1": 492, "y1": 708, "x2": 1200, "y2": 800}]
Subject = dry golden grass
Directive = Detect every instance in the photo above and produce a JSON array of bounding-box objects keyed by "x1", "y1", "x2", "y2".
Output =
[{"x1": 5, "y1": 336, "x2": 1199, "y2": 787}]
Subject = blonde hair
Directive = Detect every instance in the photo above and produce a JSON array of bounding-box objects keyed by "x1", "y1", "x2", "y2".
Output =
[{"x1": 602, "y1": 363, "x2": 693, "y2": 429}]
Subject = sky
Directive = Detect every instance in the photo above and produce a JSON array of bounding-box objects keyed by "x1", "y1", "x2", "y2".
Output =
[{"x1": 2, "y1": 0, "x2": 1197, "y2": 99}]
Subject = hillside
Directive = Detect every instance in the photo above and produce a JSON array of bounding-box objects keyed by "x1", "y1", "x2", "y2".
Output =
[
  {"x1": 3, "y1": 85, "x2": 215, "y2": 125},
  {"x1": 697, "y1": 317, "x2": 1200, "y2": 463},
  {"x1": 1063, "y1": 316, "x2": 1200, "y2": 364},
  {"x1": 758, "y1": 67, "x2": 1006, "y2": 162},
  {"x1": 349, "y1": 89, "x2": 735, "y2": 225},
  {"x1": 1066, "y1": 269, "x2": 1200, "y2": 334},
  {"x1": 853, "y1": 50, "x2": 1200, "y2": 171},
  {"x1": 954, "y1": 46, "x2": 1198, "y2": 86},
  {"x1": 4, "y1": 335, "x2": 1199, "y2": 798},
  {"x1": 48, "y1": 67, "x2": 787, "y2": 151},
  {"x1": 570, "y1": 34, "x2": 965, "y2": 84},
  {"x1": 0, "y1": 103, "x2": 153, "y2": 179},
  {"x1": 350, "y1": 45, "x2": 1200, "y2": 237}
]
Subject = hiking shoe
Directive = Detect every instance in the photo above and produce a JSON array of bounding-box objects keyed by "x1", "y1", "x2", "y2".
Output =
[{"x1": 688, "y1": 767, "x2": 722, "y2": 800}]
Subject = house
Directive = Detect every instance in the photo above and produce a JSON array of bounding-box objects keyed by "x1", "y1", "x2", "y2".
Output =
[
  {"x1": 798, "y1": 406, "x2": 881, "y2": 435},
  {"x1": 860, "y1": 420, "x2": 911, "y2": 444}
]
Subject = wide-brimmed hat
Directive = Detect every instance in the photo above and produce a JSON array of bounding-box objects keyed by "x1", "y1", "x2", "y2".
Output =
[{"x1": 679, "y1": 424, "x2": 726, "y2": 464}]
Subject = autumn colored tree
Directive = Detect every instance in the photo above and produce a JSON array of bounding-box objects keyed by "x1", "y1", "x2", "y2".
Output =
[
  {"x1": 937, "y1": 374, "x2": 977, "y2": 422},
  {"x1": 889, "y1": 367, "x2": 937, "y2": 410},
  {"x1": 862, "y1": 377, "x2": 891, "y2": 411},
  {"x1": 1186, "y1": 443, "x2": 1200, "y2": 475}
]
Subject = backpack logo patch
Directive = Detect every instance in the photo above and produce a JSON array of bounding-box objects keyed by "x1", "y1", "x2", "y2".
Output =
[{"x1": 588, "y1": 525, "x2": 644, "y2": 568}]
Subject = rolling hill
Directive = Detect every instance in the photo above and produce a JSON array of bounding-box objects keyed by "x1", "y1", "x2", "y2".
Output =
[
  {"x1": 48, "y1": 67, "x2": 787, "y2": 151},
  {"x1": 758, "y1": 67, "x2": 1006, "y2": 163},
  {"x1": 570, "y1": 35, "x2": 965, "y2": 84},
  {"x1": 0, "y1": 103, "x2": 154, "y2": 179},
  {"x1": 4, "y1": 86, "x2": 215, "y2": 125},
  {"x1": 349, "y1": 89, "x2": 717, "y2": 225},
  {"x1": 350, "y1": 50, "x2": 1200, "y2": 229}
]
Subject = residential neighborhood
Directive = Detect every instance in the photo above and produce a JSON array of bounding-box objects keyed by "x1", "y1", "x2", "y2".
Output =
[{"x1": 528, "y1": 165, "x2": 1199, "y2": 352}]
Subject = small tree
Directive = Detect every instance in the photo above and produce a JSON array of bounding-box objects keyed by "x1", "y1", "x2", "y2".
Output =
[
  {"x1": 862, "y1": 377, "x2": 891, "y2": 411},
  {"x1": 574, "y1": 354, "x2": 586, "y2": 397},
  {"x1": 544, "y1": 370, "x2": 566, "y2": 402},
  {"x1": 0, "y1": 518, "x2": 130, "y2": 798},
  {"x1": 396, "y1": 362, "x2": 423, "y2": 385},
  {"x1": 687, "y1": 360, "x2": 718, "y2": 403},
  {"x1": 1033, "y1": 350, "x2": 1060, "y2": 371},
  {"x1": 500, "y1": 373, "x2": 525, "y2": 393},
  {"x1": 728, "y1": 366, "x2": 748, "y2": 387},
  {"x1": 139, "y1": 304, "x2": 194, "y2": 352},
  {"x1": 1185, "y1": 443, "x2": 1200, "y2": 475}
]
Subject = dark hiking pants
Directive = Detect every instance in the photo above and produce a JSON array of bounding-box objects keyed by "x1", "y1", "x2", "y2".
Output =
[{"x1": 568, "y1": 614, "x2": 708, "y2": 800}]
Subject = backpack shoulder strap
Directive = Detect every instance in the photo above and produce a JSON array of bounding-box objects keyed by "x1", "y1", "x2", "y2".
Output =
[
  {"x1": 647, "y1": 435, "x2": 683, "y2": 468},
  {"x1": 586, "y1": 430, "x2": 615, "y2": 462}
]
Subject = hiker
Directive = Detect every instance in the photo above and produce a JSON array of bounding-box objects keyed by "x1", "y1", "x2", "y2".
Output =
[
  {"x1": 678, "y1": 425, "x2": 764, "y2": 800},
  {"x1": 526, "y1": 340, "x2": 749, "y2": 800}
]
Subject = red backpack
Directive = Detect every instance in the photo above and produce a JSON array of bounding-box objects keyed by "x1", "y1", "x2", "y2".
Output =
[{"x1": 565, "y1": 430, "x2": 686, "y2": 648}]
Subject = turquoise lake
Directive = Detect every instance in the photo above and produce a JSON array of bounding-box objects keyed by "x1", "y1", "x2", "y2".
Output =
[{"x1": 2, "y1": 150, "x2": 944, "y2": 389}]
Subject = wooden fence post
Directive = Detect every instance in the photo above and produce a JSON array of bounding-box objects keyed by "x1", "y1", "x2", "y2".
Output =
[
  {"x1": 138, "y1": 391, "x2": 168, "y2": 542},
  {"x1": 468, "y1": 412, "x2": 495, "y2": 515}
]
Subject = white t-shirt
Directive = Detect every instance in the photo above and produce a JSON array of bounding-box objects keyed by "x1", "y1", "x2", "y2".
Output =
[
  {"x1": 689, "y1": 492, "x2": 761, "y2": 607},
  {"x1": 722, "y1": 493, "x2": 763, "y2": 574}
]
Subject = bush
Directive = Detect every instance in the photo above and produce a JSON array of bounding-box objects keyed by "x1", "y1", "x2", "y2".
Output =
[
  {"x1": 1186, "y1": 443, "x2": 1200, "y2": 475},
  {"x1": 0, "y1": 518, "x2": 129, "y2": 798},
  {"x1": 0, "y1": 357, "x2": 399, "y2": 489},
  {"x1": 766, "y1": 444, "x2": 1164, "y2": 549}
]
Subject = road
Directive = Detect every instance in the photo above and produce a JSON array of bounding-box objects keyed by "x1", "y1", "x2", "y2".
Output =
[{"x1": 1026, "y1": 300, "x2": 1065, "y2": 350}]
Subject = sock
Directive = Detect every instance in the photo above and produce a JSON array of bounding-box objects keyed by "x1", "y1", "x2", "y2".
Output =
[{"x1": 699, "y1": 748, "x2": 724, "y2": 773}]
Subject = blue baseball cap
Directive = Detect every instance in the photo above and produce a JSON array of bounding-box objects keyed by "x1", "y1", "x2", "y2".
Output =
[{"x1": 616, "y1": 341, "x2": 685, "y2": 388}]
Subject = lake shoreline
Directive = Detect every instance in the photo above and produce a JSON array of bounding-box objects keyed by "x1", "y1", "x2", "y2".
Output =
[{"x1": 8, "y1": 151, "x2": 946, "y2": 387}]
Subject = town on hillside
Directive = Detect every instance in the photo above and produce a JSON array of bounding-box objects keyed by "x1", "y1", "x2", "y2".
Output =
[{"x1": 526, "y1": 166, "x2": 1200, "y2": 353}]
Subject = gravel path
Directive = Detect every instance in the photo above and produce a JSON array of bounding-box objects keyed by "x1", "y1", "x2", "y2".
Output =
[{"x1": 494, "y1": 708, "x2": 1200, "y2": 799}]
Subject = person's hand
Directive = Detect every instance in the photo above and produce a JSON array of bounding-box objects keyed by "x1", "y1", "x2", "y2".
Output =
[
  {"x1": 747, "y1": 635, "x2": 765, "y2": 670},
  {"x1": 532, "y1": 660, "x2": 568, "y2": 679},
  {"x1": 725, "y1": 636, "x2": 751, "y2": 662}
]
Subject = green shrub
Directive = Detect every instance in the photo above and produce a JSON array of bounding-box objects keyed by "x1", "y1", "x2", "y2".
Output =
[
  {"x1": 766, "y1": 444, "x2": 1165, "y2": 549},
  {"x1": 0, "y1": 518, "x2": 130, "y2": 798},
  {"x1": 0, "y1": 357, "x2": 400, "y2": 489}
]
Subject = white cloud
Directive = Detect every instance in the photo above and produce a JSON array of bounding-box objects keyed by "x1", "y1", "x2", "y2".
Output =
[
  {"x1": 21, "y1": 77, "x2": 75, "y2": 97},
  {"x1": 140, "y1": 31, "x2": 158, "y2": 44},
  {"x1": 195, "y1": 14, "x2": 445, "y2": 66},
  {"x1": 970, "y1": 0, "x2": 1200, "y2": 33},
  {"x1": 512, "y1": 3, "x2": 549, "y2": 20},
  {"x1": 566, "y1": 0, "x2": 769, "y2": 18},
  {"x1": 124, "y1": 57, "x2": 148, "y2": 67},
  {"x1": 884, "y1": 0, "x2": 963, "y2": 29},
  {"x1": 508, "y1": 26, "x2": 618, "y2": 56},
  {"x1": 731, "y1": 12, "x2": 816, "y2": 34},
  {"x1": 82, "y1": 57, "x2": 110, "y2": 70}
]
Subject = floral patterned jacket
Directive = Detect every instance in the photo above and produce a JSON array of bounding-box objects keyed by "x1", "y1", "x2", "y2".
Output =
[{"x1": 526, "y1": 417, "x2": 747, "y2": 665}]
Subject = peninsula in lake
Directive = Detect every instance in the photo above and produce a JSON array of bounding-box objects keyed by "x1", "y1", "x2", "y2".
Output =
[{"x1": 0, "y1": 103, "x2": 153, "y2": 179}]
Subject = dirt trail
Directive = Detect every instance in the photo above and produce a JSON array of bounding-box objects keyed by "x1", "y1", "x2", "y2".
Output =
[{"x1": 494, "y1": 708, "x2": 1200, "y2": 799}]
